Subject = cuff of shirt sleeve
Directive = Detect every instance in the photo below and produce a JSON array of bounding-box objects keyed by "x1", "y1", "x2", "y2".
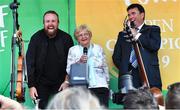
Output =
[{"x1": 75, "y1": 58, "x2": 81, "y2": 63}]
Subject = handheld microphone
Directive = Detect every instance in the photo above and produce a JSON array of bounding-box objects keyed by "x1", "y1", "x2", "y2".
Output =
[
  {"x1": 83, "y1": 47, "x2": 88, "y2": 55},
  {"x1": 130, "y1": 21, "x2": 135, "y2": 28}
]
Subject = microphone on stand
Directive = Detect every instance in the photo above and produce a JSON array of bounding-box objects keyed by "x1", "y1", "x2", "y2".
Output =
[
  {"x1": 83, "y1": 47, "x2": 88, "y2": 55},
  {"x1": 130, "y1": 21, "x2": 135, "y2": 28},
  {"x1": 130, "y1": 21, "x2": 139, "y2": 31}
]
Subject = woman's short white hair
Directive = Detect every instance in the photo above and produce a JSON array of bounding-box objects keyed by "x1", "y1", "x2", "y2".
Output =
[
  {"x1": 47, "y1": 87, "x2": 103, "y2": 110},
  {"x1": 74, "y1": 24, "x2": 92, "y2": 40}
]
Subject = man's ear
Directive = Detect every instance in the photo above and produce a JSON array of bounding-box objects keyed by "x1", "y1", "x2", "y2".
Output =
[{"x1": 141, "y1": 13, "x2": 145, "y2": 20}]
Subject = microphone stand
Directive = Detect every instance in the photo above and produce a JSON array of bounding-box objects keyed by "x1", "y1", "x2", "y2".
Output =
[{"x1": 9, "y1": 0, "x2": 20, "y2": 99}]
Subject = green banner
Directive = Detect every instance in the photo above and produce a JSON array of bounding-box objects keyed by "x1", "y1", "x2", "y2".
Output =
[{"x1": 0, "y1": 0, "x2": 76, "y2": 108}]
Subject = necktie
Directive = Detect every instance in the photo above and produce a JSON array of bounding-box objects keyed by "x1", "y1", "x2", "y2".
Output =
[{"x1": 129, "y1": 48, "x2": 138, "y2": 68}]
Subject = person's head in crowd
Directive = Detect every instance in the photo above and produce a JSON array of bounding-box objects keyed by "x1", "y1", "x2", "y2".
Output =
[
  {"x1": 0, "y1": 95, "x2": 23, "y2": 110},
  {"x1": 166, "y1": 82, "x2": 180, "y2": 109},
  {"x1": 123, "y1": 87, "x2": 159, "y2": 109},
  {"x1": 43, "y1": 10, "x2": 59, "y2": 38},
  {"x1": 47, "y1": 87, "x2": 103, "y2": 110},
  {"x1": 74, "y1": 24, "x2": 92, "y2": 48}
]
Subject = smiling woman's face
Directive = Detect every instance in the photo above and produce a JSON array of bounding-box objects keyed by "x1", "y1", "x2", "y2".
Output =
[{"x1": 76, "y1": 29, "x2": 91, "y2": 47}]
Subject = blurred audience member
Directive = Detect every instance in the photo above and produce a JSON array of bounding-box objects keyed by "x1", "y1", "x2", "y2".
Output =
[
  {"x1": 47, "y1": 87, "x2": 104, "y2": 110},
  {"x1": 0, "y1": 95, "x2": 23, "y2": 110},
  {"x1": 166, "y1": 82, "x2": 180, "y2": 109},
  {"x1": 123, "y1": 88, "x2": 159, "y2": 109}
]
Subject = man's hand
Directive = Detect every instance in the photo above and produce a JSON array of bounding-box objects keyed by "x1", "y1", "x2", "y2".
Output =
[
  {"x1": 29, "y1": 87, "x2": 38, "y2": 100},
  {"x1": 123, "y1": 28, "x2": 134, "y2": 42},
  {"x1": 58, "y1": 81, "x2": 69, "y2": 91},
  {"x1": 123, "y1": 27, "x2": 140, "y2": 42},
  {"x1": 130, "y1": 28, "x2": 138, "y2": 36}
]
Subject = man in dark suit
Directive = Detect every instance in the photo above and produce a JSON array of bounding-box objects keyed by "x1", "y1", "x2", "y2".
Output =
[{"x1": 112, "y1": 3, "x2": 162, "y2": 90}]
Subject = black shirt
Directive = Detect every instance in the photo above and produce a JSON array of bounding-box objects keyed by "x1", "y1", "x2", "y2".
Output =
[
  {"x1": 40, "y1": 37, "x2": 61, "y2": 85},
  {"x1": 26, "y1": 29, "x2": 74, "y2": 88}
]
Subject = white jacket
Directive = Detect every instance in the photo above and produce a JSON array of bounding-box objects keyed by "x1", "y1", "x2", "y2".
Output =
[{"x1": 66, "y1": 43, "x2": 109, "y2": 88}]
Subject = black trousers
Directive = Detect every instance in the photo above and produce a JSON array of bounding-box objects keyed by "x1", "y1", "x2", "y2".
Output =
[
  {"x1": 36, "y1": 83, "x2": 59, "y2": 109},
  {"x1": 89, "y1": 87, "x2": 109, "y2": 108}
]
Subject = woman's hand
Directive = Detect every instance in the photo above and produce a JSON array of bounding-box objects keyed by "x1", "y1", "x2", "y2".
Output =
[{"x1": 79, "y1": 55, "x2": 88, "y2": 63}]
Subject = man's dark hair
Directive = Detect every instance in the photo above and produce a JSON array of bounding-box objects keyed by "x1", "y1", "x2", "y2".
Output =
[
  {"x1": 166, "y1": 82, "x2": 180, "y2": 109},
  {"x1": 123, "y1": 88, "x2": 158, "y2": 109},
  {"x1": 127, "y1": 3, "x2": 145, "y2": 14},
  {"x1": 43, "y1": 10, "x2": 59, "y2": 23}
]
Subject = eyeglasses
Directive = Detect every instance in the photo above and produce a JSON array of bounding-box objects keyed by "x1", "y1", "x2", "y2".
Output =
[{"x1": 78, "y1": 32, "x2": 89, "y2": 37}]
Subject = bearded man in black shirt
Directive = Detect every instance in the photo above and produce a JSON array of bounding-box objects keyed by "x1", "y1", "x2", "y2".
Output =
[{"x1": 26, "y1": 10, "x2": 73, "y2": 109}]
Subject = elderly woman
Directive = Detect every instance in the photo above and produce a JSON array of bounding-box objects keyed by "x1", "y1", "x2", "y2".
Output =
[{"x1": 66, "y1": 24, "x2": 109, "y2": 107}]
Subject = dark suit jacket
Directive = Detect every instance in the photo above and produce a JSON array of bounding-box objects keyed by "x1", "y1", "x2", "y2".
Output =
[{"x1": 112, "y1": 24, "x2": 162, "y2": 90}]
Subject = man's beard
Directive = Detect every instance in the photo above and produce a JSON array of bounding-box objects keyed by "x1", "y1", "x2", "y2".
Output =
[{"x1": 45, "y1": 28, "x2": 57, "y2": 38}]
